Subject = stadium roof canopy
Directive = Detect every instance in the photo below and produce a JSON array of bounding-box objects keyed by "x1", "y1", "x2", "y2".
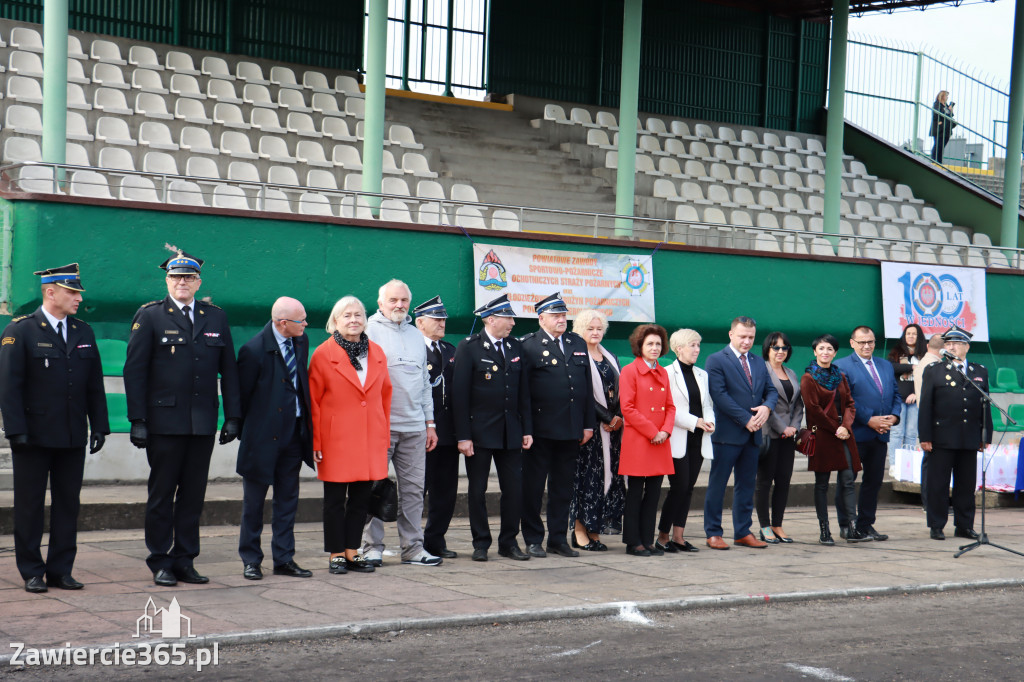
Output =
[{"x1": 705, "y1": 0, "x2": 983, "y2": 21}]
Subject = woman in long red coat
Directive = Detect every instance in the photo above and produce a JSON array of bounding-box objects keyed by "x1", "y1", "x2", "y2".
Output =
[
  {"x1": 800, "y1": 333, "x2": 862, "y2": 546},
  {"x1": 619, "y1": 324, "x2": 676, "y2": 556},
  {"x1": 310, "y1": 295, "x2": 392, "y2": 575}
]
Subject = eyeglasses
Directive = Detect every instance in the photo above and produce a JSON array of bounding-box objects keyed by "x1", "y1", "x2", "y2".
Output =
[
  {"x1": 276, "y1": 318, "x2": 307, "y2": 326},
  {"x1": 770, "y1": 345, "x2": 790, "y2": 352},
  {"x1": 852, "y1": 339, "x2": 876, "y2": 346},
  {"x1": 167, "y1": 274, "x2": 198, "y2": 283}
]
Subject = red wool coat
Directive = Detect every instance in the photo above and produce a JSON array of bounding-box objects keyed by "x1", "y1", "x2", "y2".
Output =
[
  {"x1": 619, "y1": 358, "x2": 676, "y2": 476},
  {"x1": 309, "y1": 338, "x2": 392, "y2": 483}
]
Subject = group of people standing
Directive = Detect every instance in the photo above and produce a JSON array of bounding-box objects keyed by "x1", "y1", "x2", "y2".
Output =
[{"x1": 1, "y1": 256, "x2": 993, "y2": 594}]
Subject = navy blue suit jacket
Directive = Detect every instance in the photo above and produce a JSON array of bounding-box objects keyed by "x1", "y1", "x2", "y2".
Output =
[
  {"x1": 705, "y1": 346, "x2": 778, "y2": 447},
  {"x1": 834, "y1": 353, "x2": 903, "y2": 444}
]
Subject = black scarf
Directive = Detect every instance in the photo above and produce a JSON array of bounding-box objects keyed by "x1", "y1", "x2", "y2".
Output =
[
  {"x1": 806, "y1": 362, "x2": 842, "y2": 391},
  {"x1": 333, "y1": 331, "x2": 369, "y2": 371}
]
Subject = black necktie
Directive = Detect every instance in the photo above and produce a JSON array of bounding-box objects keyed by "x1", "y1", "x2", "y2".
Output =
[
  {"x1": 55, "y1": 320, "x2": 67, "y2": 352},
  {"x1": 429, "y1": 342, "x2": 441, "y2": 377},
  {"x1": 182, "y1": 304, "x2": 193, "y2": 332},
  {"x1": 496, "y1": 340, "x2": 505, "y2": 364}
]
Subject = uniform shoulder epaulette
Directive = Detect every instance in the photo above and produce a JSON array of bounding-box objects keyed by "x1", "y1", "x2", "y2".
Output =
[
  {"x1": 200, "y1": 301, "x2": 223, "y2": 310},
  {"x1": 139, "y1": 300, "x2": 160, "y2": 309},
  {"x1": 519, "y1": 331, "x2": 536, "y2": 342},
  {"x1": 10, "y1": 315, "x2": 30, "y2": 323}
]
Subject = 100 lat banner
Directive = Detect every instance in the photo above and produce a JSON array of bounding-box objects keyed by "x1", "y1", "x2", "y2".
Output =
[
  {"x1": 473, "y1": 243, "x2": 656, "y2": 322},
  {"x1": 880, "y1": 262, "x2": 989, "y2": 341}
]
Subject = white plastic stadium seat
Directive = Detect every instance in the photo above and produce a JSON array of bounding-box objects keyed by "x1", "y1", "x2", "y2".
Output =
[
  {"x1": 212, "y1": 185, "x2": 251, "y2": 210},
  {"x1": 220, "y1": 131, "x2": 258, "y2": 159},
  {"x1": 303, "y1": 71, "x2": 333, "y2": 93},
  {"x1": 175, "y1": 98, "x2": 212, "y2": 125},
  {"x1": 94, "y1": 87, "x2": 133, "y2": 115},
  {"x1": 139, "y1": 121, "x2": 179, "y2": 151},
  {"x1": 296, "y1": 140, "x2": 333, "y2": 168},
  {"x1": 258, "y1": 136, "x2": 296, "y2": 163},
  {"x1": 287, "y1": 112, "x2": 322, "y2": 138},
  {"x1": 119, "y1": 175, "x2": 160, "y2": 202},
  {"x1": 201, "y1": 56, "x2": 234, "y2": 80},
  {"x1": 243, "y1": 84, "x2": 277, "y2": 108},
  {"x1": 307, "y1": 169, "x2": 338, "y2": 190},
  {"x1": 332, "y1": 144, "x2": 363, "y2": 170},
  {"x1": 236, "y1": 61, "x2": 269, "y2": 84},
  {"x1": 180, "y1": 127, "x2": 220, "y2": 155},
  {"x1": 91, "y1": 40, "x2": 127, "y2": 65},
  {"x1": 2, "y1": 137, "x2": 42, "y2": 163},
  {"x1": 402, "y1": 153, "x2": 437, "y2": 178},
  {"x1": 96, "y1": 117, "x2": 137, "y2": 146},
  {"x1": 335, "y1": 75, "x2": 363, "y2": 97},
  {"x1": 166, "y1": 51, "x2": 199, "y2": 75},
  {"x1": 135, "y1": 92, "x2": 173, "y2": 119},
  {"x1": 129, "y1": 46, "x2": 163, "y2": 70},
  {"x1": 271, "y1": 66, "x2": 301, "y2": 89},
  {"x1": 7, "y1": 75, "x2": 43, "y2": 104},
  {"x1": 67, "y1": 83, "x2": 92, "y2": 110},
  {"x1": 278, "y1": 88, "x2": 312, "y2": 112},
  {"x1": 131, "y1": 68, "x2": 168, "y2": 94},
  {"x1": 251, "y1": 108, "x2": 286, "y2": 134},
  {"x1": 214, "y1": 103, "x2": 248, "y2": 129},
  {"x1": 93, "y1": 63, "x2": 129, "y2": 89},
  {"x1": 9, "y1": 51, "x2": 44, "y2": 78},
  {"x1": 299, "y1": 192, "x2": 335, "y2": 217},
  {"x1": 170, "y1": 74, "x2": 206, "y2": 99},
  {"x1": 142, "y1": 151, "x2": 179, "y2": 175},
  {"x1": 207, "y1": 78, "x2": 242, "y2": 103},
  {"x1": 258, "y1": 187, "x2": 293, "y2": 213},
  {"x1": 98, "y1": 146, "x2": 136, "y2": 172},
  {"x1": 227, "y1": 161, "x2": 261, "y2": 183},
  {"x1": 10, "y1": 27, "x2": 44, "y2": 53},
  {"x1": 455, "y1": 206, "x2": 487, "y2": 229},
  {"x1": 70, "y1": 171, "x2": 113, "y2": 199},
  {"x1": 167, "y1": 180, "x2": 207, "y2": 206},
  {"x1": 312, "y1": 92, "x2": 345, "y2": 118}
]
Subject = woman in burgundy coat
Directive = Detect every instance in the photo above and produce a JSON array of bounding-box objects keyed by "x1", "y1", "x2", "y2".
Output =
[
  {"x1": 800, "y1": 333, "x2": 862, "y2": 546},
  {"x1": 619, "y1": 324, "x2": 676, "y2": 556}
]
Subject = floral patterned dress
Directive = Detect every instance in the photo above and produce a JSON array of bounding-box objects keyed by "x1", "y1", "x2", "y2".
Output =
[{"x1": 569, "y1": 357, "x2": 625, "y2": 533}]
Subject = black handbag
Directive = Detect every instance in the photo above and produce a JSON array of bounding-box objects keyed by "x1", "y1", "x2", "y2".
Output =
[{"x1": 368, "y1": 477, "x2": 398, "y2": 522}]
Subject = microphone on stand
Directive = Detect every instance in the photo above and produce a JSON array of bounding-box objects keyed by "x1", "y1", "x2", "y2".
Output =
[{"x1": 940, "y1": 349, "x2": 959, "y2": 363}]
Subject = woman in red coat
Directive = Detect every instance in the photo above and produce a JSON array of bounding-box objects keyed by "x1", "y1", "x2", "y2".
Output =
[
  {"x1": 800, "y1": 333, "x2": 862, "y2": 546},
  {"x1": 310, "y1": 295, "x2": 392, "y2": 575},
  {"x1": 619, "y1": 324, "x2": 676, "y2": 556}
]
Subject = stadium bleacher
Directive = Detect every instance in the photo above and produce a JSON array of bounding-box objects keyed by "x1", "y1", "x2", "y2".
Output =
[{"x1": 0, "y1": 21, "x2": 1011, "y2": 266}]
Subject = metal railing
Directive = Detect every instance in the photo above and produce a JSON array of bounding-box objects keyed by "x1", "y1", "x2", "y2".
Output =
[
  {"x1": 2, "y1": 162, "x2": 1022, "y2": 270},
  {"x1": 845, "y1": 34, "x2": 1015, "y2": 199}
]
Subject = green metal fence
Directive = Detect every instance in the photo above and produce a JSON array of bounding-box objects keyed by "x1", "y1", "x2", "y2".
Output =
[{"x1": 845, "y1": 34, "x2": 1012, "y2": 185}]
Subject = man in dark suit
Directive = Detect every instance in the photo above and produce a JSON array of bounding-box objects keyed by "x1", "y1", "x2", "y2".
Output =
[
  {"x1": 123, "y1": 249, "x2": 241, "y2": 587},
  {"x1": 414, "y1": 295, "x2": 459, "y2": 560},
  {"x1": 519, "y1": 292, "x2": 595, "y2": 558},
  {"x1": 236, "y1": 297, "x2": 315, "y2": 580},
  {"x1": 0, "y1": 264, "x2": 109, "y2": 593},
  {"x1": 918, "y1": 325, "x2": 991, "y2": 541},
  {"x1": 452, "y1": 294, "x2": 531, "y2": 562},
  {"x1": 835, "y1": 325, "x2": 902, "y2": 542},
  {"x1": 704, "y1": 316, "x2": 778, "y2": 550}
]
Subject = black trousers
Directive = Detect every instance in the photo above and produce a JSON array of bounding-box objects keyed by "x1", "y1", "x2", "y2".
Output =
[
  {"x1": 521, "y1": 437, "x2": 578, "y2": 546},
  {"x1": 465, "y1": 446, "x2": 523, "y2": 550},
  {"x1": 12, "y1": 446, "x2": 86, "y2": 580},
  {"x1": 677, "y1": 449, "x2": 703, "y2": 529},
  {"x1": 814, "y1": 446, "x2": 856, "y2": 527},
  {"x1": 323, "y1": 480, "x2": 373, "y2": 553},
  {"x1": 623, "y1": 475, "x2": 663, "y2": 548},
  {"x1": 850, "y1": 439, "x2": 887, "y2": 531},
  {"x1": 926, "y1": 447, "x2": 977, "y2": 531},
  {"x1": 658, "y1": 457, "x2": 690, "y2": 534},
  {"x1": 423, "y1": 443, "x2": 460, "y2": 554},
  {"x1": 144, "y1": 434, "x2": 215, "y2": 573},
  {"x1": 755, "y1": 437, "x2": 796, "y2": 528},
  {"x1": 238, "y1": 423, "x2": 305, "y2": 567}
]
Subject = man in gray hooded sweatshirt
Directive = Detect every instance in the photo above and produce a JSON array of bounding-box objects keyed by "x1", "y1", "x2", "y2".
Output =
[{"x1": 361, "y1": 279, "x2": 442, "y2": 566}]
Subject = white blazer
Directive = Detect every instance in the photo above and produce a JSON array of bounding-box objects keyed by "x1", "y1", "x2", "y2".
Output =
[{"x1": 667, "y1": 360, "x2": 716, "y2": 460}]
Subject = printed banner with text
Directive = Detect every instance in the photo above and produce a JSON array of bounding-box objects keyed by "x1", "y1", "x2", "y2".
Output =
[
  {"x1": 473, "y1": 243, "x2": 655, "y2": 321},
  {"x1": 880, "y1": 262, "x2": 988, "y2": 341}
]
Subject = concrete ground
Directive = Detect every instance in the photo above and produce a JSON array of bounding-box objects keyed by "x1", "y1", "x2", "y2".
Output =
[{"x1": 2, "y1": 502, "x2": 1023, "y2": 657}]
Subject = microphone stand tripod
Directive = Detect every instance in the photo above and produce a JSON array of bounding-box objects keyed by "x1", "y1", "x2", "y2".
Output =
[{"x1": 944, "y1": 358, "x2": 1024, "y2": 559}]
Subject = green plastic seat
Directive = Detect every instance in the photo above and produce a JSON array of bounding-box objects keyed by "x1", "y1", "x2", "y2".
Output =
[
  {"x1": 96, "y1": 338, "x2": 128, "y2": 376},
  {"x1": 106, "y1": 393, "x2": 132, "y2": 433},
  {"x1": 996, "y1": 367, "x2": 1024, "y2": 394},
  {"x1": 1005, "y1": 404, "x2": 1024, "y2": 432}
]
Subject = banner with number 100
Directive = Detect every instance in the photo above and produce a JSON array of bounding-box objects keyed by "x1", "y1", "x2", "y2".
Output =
[{"x1": 880, "y1": 262, "x2": 988, "y2": 341}]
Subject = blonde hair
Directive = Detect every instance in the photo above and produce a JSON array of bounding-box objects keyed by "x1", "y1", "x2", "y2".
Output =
[
  {"x1": 669, "y1": 328, "x2": 702, "y2": 356},
  {"x1": 572, "y1": 309, "x2": 608, "y2": 336},
  {"x1": 325, "y1": 295, "x2": 366, "y2": 333}
]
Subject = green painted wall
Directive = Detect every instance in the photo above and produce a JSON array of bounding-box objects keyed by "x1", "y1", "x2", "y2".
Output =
[
  {"x1": 3, "y1": 198, "x2": 1023, "y2": 374},
  {"x1": 0, "y1": 0, "x2": 363, "y2": 70},
  {"x1": 844, "y1": 122, "x2": 1024, "y2": 249},
  {"x1": 489, "y1": 0, "x2": 829, "y2": 133}
]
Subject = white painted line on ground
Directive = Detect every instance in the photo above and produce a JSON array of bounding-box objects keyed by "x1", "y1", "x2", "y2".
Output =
[
  {"x1": 785, "y1": 663, "x2": 855, "y2": 681},
  {"x1": 551, "y1": 640, "x2": 602, "y2": 658}
]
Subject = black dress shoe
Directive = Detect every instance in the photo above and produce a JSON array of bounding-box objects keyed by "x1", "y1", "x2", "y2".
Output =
[
  {"x1": 954, "y1": 527, "x2": 980, "y2": 540},
  {"x1": 526, "y1": 543, "x2": 547, "y2": 558},
  {"x1": 345, "y1": 557, "x2": 375, "y2": 573},
  {"x1": 243, "y1": 563, "x2": 263, "y2": 580},
  {"x1": 844, "y1": 527, "x2": 870, "y2": 543},
  {"x1": 626, "y1": 545, "x2": 651, "y2": 557},
  {"x1": 472, "y1": 548, "x2": 488, "y2": 562},
  {"x1": 24, "y1": 576, "x2": 47, "y2": 593},
  {"x1": 573, "y1": 535, "x2": 608, "y2": 552},
  {"x1": 436, "y1": 549, "x2": 458, "y2": 559},
  {"x1": 654, "y1": 540, "x2": 679, "y2": 554},
  {"x1": 645, "y1": 544, "x2": 665, "y2": 556},
  {"x1": 49, "y1": 575, "x2": 83, "y2": 590},
  {"x1": 273, "y1": 561, "x2": 313, "y2": 578},
  {"x1": 174, "y1": 566, "x2": 209, "y2": 584},
  {"x1": 930, "y1": 528, "x2": 946, "y2": 541},
  {"x1": 859, "y1": 525, "x2": 889, "y2": 542},
  {"x1": 328, "y1": 557, "x2": 348, "y2": 574},
  {"x1": 153, "y1": 569, "x2": 177, "y2": 587},
  {"x1": 546, "y1": 543, "x2": 579, "y2": 558},
  {"x1": 498, "y1": 545, "x2": 530, "y2": 561},
  {"x1": 671, "y1": 540, "x2": 699, "y2": 553}
]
